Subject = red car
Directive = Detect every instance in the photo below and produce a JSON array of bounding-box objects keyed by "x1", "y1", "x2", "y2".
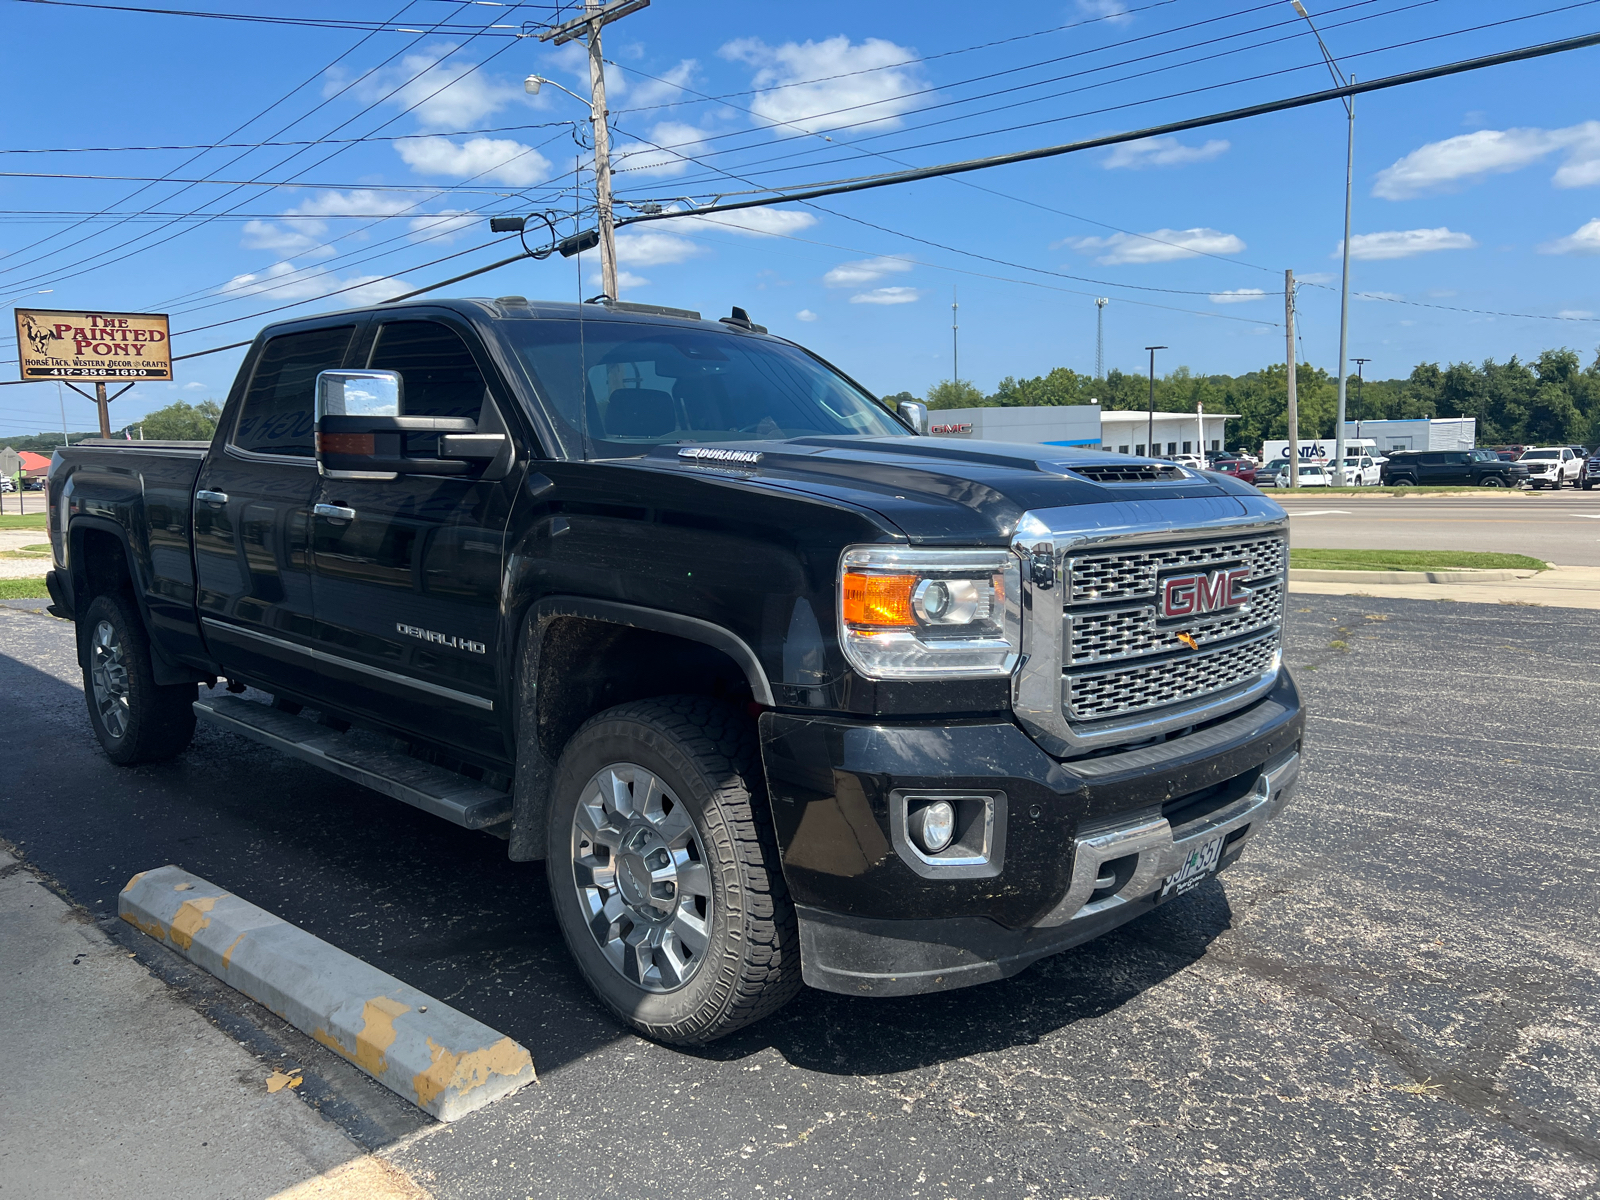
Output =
[{"x1": 1215, "y1": 459, "x2": 1258, "y2": 485}]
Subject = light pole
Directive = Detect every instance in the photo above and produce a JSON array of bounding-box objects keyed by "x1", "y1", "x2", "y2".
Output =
[
  {"x1": 1145, "y1": 345, "x2": 1166, "y2": 458},
  {"x1": 952, "y1": 286, "x2": 960, "y2": 388},
  {"x1": 1095, "y1": 297, "x2": 1109, "y2": 379},
  {"x1": 1293, "y1": 0, "x2": 1356, "y2": 481},
  {"x1": 1352, "y1": 357, "x2": 1370, "y2": 442}
]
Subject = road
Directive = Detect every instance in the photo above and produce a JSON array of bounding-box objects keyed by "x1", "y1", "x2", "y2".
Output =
[
  {"x1": 1275, "y1": 488, "x2": 1600, "y2": 565},
  {"x1": 1, "y1": 598, "x2": 1596, "y2": 1199}
]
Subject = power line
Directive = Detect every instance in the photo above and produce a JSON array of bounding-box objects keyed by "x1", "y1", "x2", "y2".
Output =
[
  {"x1": 7, "y1": 0, "x2": 531, "y2": 34},
  {"x1": 0, "y1": 121, "x2": 576, "y2": 156}
]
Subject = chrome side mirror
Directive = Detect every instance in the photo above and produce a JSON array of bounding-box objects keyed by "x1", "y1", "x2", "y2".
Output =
[
  {"x1": 898, "y1": 400, "x2": 929, "y2": 435},
  {"x1": 315, "y1": 369, "x2": 402, "y2": 419}
]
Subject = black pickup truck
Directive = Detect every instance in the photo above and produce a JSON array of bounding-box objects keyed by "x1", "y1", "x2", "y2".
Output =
[
  {"x1": 46, "y1": 297, "x2": 1303, "y2": 1044},
  {"x1": 1379, "y1": 448, "x2": 1528, "y2": 487}
]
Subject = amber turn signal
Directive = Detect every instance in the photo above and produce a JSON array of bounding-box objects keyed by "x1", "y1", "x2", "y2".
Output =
[
  {"x1": 841, "y1": 572, "x2": 916, "y2": 627},
  {"x1": 318, "y1": 432, "x2": 376, "y2": 456}
]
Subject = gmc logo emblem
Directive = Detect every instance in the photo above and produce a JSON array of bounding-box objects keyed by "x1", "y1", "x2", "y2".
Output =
[{"x1": 1160, "y1": 568, "x2": 1251, "y2": 620}]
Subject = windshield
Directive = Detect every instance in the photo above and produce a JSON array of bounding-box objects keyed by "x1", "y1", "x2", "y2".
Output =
[
  {"x1": 1521, "y1": 449, "x2": 1557, "y2": 459},
  {"x1": 498, "y1": 320, "x2": 906, "y2": 458},
  {"x1": 1469, "y1": 449, "x2": 1498, "y2": 462}
]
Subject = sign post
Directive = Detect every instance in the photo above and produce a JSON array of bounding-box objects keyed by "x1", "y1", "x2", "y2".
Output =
[
  {"x1": 13, "y1": 308, "x2": 173, "y2": 437},
  {"x1": 0, "y1": 448, "x2": 19, "y2": 516}
]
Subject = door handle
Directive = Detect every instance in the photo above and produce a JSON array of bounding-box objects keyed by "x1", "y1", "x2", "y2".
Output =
[
  {"x1": 314, "y1": 503, "x2": 356, "y2": 522},
  {"x1": 196, "y1": 490, "x2": 228, "y2": 506}
]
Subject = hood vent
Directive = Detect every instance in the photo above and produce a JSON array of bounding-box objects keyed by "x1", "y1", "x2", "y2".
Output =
[{"x1": 1068, "y1": 462, "x2": 1188, "y2": 484}]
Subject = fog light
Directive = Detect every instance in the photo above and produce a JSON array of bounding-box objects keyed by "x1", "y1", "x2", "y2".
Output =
[{"x1": 909, "y1": 800, "x2": 956, "y2": 854}]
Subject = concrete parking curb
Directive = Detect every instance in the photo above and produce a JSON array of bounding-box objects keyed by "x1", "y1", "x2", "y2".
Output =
[
  {"x1": 119, "y1": 865, "x2": 535, "y2": 1121},
  {"x1": 1288, "y1": 567, "x2": 1538, "y2": 584}
]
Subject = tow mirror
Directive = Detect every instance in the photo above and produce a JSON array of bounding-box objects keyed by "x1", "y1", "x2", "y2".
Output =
[
  {"x1": 898, "y1": 399, "x2": 929, "y2": 435},
  {"x1": 314, "y1": 369, "x2": 506, "y2": 478}
]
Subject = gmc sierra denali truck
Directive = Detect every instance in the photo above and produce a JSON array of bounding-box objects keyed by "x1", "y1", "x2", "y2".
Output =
[{"x1": 46, "y1": 296, "x2": 1303, "y2": 1044}]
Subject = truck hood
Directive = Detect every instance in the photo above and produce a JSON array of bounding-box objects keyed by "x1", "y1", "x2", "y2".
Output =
[{"x1": 631, "y1": 436, "x2": 1268, "y2": 544}]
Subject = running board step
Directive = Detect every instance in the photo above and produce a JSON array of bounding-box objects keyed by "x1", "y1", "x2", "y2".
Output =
[{"x1": 193, "y1": 695, "x2": 511, "y2": 831}]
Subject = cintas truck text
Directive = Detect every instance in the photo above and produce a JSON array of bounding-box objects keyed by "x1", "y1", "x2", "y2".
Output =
[{"x1": 45, "y1": 296, "x2": 1303, "y2": 1044}]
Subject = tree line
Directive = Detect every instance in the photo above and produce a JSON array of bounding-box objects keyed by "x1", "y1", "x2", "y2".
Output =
[
  {"x1": 888, "y1": 345, "x2": 1600, "y2": 450},
  {"x1": 4, "y1": 399, "x2": 220, "y2": 453}
]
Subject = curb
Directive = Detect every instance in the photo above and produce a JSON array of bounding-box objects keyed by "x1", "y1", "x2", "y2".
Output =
[
  {"x1": 1288, "y1": 568, "x2": 1539, "y2": 584},
  {"x1": 120, "y1": 865, "x2": 534, "y2": 1121}
]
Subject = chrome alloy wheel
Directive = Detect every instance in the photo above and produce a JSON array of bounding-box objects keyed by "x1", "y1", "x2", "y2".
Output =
[
  {"x1": 570, "y1": 763, "x2": 712, "y2": 993},
  {"x1": 89, "y1": 618, "x2": 131, "y2": 739}
]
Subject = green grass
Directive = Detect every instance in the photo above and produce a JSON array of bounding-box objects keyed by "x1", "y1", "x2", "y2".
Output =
[
  {"x1": 0, "y1": 543, "x2": 50, "y2": 559},
  {"x1": 0, "y1": 577, "x2": 50, "y2": 599},
  {"x1": 1290, "y1": 548, "x2": 1549, "y2": 572},
  {"x1": 1274, "y1": 485, "x2": 1527, "y2": 495},
  {"x1": 0, "y1": 513, "x2": 48, "y2": 529}
]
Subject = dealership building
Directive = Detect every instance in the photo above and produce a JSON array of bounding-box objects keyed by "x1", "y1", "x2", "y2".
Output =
[{"x1": 927, "y1": 404, "x2": 1236, "y2": 456}]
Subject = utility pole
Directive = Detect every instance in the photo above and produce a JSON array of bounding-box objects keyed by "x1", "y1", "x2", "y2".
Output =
[
  {"x1": 1095, "y1": 297, "x2": 1108, "y2": 379},
  {"x1": 1293, "y1": 2, "x2": 1355, "y2": 483},
  {"x1": 951, "y1": 287, "x2": 959, "y2": 387},
  {"x1": 1352, "y1": 357, "x2": 1370, "y2": 442},
  {"x1": 1285, "y1": 269, "x2": 1298, "y2": 489},
  {"x1": 1144, "y1": 345, "x2": 1166, "y2": 457},
  {"x1": 95, "y1": 382, "x2": 110, "y2": 438},
  {"x1": 537, "y1": 0, "x2": 650, "y2": 302}
]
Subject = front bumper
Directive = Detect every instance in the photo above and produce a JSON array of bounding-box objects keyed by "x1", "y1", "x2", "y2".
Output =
[{"x1": 760, "y1": 671, "x2": 1304, "y2": 996}]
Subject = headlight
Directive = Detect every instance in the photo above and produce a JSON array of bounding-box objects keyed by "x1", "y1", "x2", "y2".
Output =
[{"x1": 839, "y1": 546, "x2": 1022, "y2": 679}]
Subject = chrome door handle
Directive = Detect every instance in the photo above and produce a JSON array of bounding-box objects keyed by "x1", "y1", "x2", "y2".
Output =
[
  {"x1": 196, "y1": 490, "x2": 228, "y2": 506},
  {"x1": 313, "y1": 503, "x2": 356, "y2": 522}
]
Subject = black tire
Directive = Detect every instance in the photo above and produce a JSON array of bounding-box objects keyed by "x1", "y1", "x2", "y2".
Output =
[
  {"x1": 1479, "y1": 475, "x2": 1504, "y2": 487},
  {"x1": 80, "y1": 593, "x2": 197, "y2": 765},
  {"x1": 545, "y1": 695, "x2": 800, "y2": 1044}
]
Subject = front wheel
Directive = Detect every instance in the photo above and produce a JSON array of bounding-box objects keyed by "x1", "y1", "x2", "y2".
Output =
[
  {"x1": 1480, "y1": 475, "x2": 1504, "y2": 487},
  {"x1": 80, "y1": 593, "x2": 197, "y2": 764},
  {"x1": 545, "y1": 696, "x2": 801, "y2": 1045}
]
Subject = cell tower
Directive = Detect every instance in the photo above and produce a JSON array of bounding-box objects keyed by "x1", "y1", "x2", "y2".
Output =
[{"x1": 1095, "y1": 298, "x2": 1109, "y2": 379}]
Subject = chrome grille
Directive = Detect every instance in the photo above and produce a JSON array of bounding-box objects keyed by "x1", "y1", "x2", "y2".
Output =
[
  {"x1": 1067, "y1": 582, "x2": 1283, "y2": 666},
  {"x1": 1067, "y1": 534, "x2": 1286, "y2": 605},
  {"x1": 1067, "y1": 634, "x2": 1280, "y2": 723}
]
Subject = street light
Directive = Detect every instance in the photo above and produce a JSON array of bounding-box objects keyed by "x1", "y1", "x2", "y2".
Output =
[
  {"x1": 524, "y1": 74, "x2": 588, "y2": 104},
  {"x1": 1292, "y1": 0, "x2": 1356, "y2": 483},
  {"x1": 1, "y1": 287, "x2": 53, "y2": 308},
  {"x1": 1145, "y1": 345, "x2": 1167, "y2": 458},
  {"x1": 1352, "y1": 357, "x2": 1370, "y2": 442}
]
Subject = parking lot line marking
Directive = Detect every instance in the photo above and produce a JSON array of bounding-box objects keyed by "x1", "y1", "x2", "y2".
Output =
[
  {"x1": 1571, "y1": 514, "x2": 1600, "y2": 518},
  {"x1": 119, "y1": 866, "x2": 535, "y2": 1121}
]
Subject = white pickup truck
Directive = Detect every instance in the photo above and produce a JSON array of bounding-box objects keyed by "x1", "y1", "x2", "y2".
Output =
[{"x1": 1518, "y1": 447, "x2": 1584, "y2": 489}]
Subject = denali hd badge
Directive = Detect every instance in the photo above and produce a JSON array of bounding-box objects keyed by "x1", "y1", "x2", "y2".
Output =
[
  {"x1": 1159, "y1": 568, "x2": 1251, "y2": 620},
  {"x1": 396, "y1": 623, "x2": 487, "y2": 654},
  {"x1": 678, "y1": 446, "x2": 762, "y2": 466}
]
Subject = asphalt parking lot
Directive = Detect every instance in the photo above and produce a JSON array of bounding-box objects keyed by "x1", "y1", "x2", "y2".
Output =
[{"x1": 1, "y1": 594, "x2": 1596, "y2": 1200}]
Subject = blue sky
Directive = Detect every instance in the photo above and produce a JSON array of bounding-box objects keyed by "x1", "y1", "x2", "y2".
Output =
[{"x1": 2, "y1": 0, "x2": 1598, "y2": 438}]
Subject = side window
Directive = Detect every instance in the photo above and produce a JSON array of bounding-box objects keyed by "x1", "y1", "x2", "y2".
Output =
[
  {"x1": 368, "y1": 321, "x2": 488, "y2": 455},
  {"x1": 1451, "y1": 452, "x2": 1471, "y2": 465},
  {"x1": 232, "y1": 326, "x2": 355, "y2": 457},
  {"x1": 1419, "y1": 452, "x2": 1444, "y2": 465}
]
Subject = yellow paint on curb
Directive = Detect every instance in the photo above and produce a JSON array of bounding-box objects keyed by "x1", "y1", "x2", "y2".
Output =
[
  {"x1": 412, "y1": 1035, "x2": 534, "y2": 1109},
  {"x1": 168, "y1": 895, "x2": 220, "y2": 952},
  {"x1": 314, "y1": 996, "x2": 410, "y2": 1075},
  {"x1": 121, "y1": 910, "x2": 168, "y2": 942},
  {"x1": 265, "y1": 1155, "x2": 432, "y2": 1200}
]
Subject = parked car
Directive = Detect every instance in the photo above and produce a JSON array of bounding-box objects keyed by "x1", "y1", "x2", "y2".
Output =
[
  {"x1": 1216, "y1": 459, "x2": 1258, "y2": 485},
  {"x1": 1516, "y1": 447, "x2": 1583, "y2": 489},
  {"x1": 1265, "y1": 464, "x2": 1331, "y2": 488},
  {"x1": 0, "y1": 478, "x2": 13, "y2": 492},
  {"x1": 1586, "y1": 448, "x2": 1600, "y2": 490},
  {"x1": 1381, "y1": 449, "x2": 1528, "y2": 487},
  {"x1": 1338, "y1": 455, "x2": 1381, "y2": 486},
  {"x1": 1172, "y1": 453, "x2": 1205, "y2": 469},
  {"x1": 43, "y1": 295, "x2": 1303, "y2": 1045},
  {"x1": 1254, "y1": 458, "x2": 1291, "y2": 487}
]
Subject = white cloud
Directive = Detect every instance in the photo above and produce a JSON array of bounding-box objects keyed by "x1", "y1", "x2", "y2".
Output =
[
  {"x1": 1372, "y1": 122, "x2": 1600, "y2": 198},
  {"x1": 1102, "y1": 137, "x2": 1229, "y2": 170},
  {"x1": 408, "y1": 210, "x2": 478, "y2": 244},
  {"x1": 1538, "y1": 218, "x2": 1600, "y2": 255},
  {"x1": 1558, "y1": 309, "x2": 1596, "y2": 319},
  {"x1": 396, "y1": 136, "x2": 550, "y2": 186},
  {"x1": 183, "y1": 381, "x2": 205, "y2": 390},
  {"x1": 676, "y1": 207, "x2": 817, "y2": 238},
  {"x1": 1340, "y1": 227, "x2": 1477, "y2": 260},
  {"x1": 1068, "y1": 227, "x2": 1245, "y2": 265},
  {"x1": 719, "y1": 36, "x2": 927, "y2": 136},
  {"x1": 795, "y1": 309, "x2": 818, "y2": 321},
  {"x1": 218, "y1": 261, "x2": 407, "y2": 307},
  {"x1": 337, "y1": 45, "x2": 523, "y2": 131},
  {"x1": 823, "y1": 255, "x2": 913, "y2": 287},
  {"x1": 614, "y1": 270, "x2": 650, "y2": 290},
  {"x1": 612, "y1": 122, "x2": 709, "y2": 177},
  {"x1": 285, "y1": 189, "x2": 419, "y2": 220},
  {"x1": 850, "y1": 287, "x2": 921, "y2": 305},
  {"x1": 1077, "y1": 0, "x2": 1132, "y2": 23},
  {"x1": 1210, "y1": 288, "x2": 1267, "y2": 304},
  {"x1": 1356, "y1": 291, "x2": 1406, "y2": 302},
  {"x1": 240, "y1": 219, "x2": 333, "y2": 258},
  {"x1": 613, "y1": 230, "x2": 702, "y2": 267},
  {"x1": 625, "y1": 59, "x2": 698, "y2": 109}
]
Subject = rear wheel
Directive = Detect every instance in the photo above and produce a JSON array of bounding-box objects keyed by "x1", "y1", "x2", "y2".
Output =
[
  {"x1": 81, "y1": 593, "x2": 197, "y2": 765},
  {"x1": 545, "y1": 695, "x2": 800, "y2": 1044}
]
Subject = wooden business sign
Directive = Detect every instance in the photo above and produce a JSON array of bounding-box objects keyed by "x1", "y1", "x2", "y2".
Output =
[{"x1": 14, "y1": 308, "x2": 173, "y2": 382}]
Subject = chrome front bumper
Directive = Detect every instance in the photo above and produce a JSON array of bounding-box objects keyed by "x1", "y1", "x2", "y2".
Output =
[{"x1": 1038, "y1": 748, "x2": 1301, "y2": 927}]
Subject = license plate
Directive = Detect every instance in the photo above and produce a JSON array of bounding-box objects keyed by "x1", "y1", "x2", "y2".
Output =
[{"x1": 1157, "y1": 835, "x2": 1224, "y2": 903}]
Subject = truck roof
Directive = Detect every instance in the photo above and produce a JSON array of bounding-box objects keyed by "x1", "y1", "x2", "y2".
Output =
[{"x1": 257, "y1": 296, "x2": 765, "y2": 339}]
